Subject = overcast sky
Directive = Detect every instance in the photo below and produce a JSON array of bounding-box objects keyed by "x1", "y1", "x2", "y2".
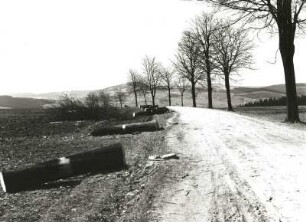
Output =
[{"x1": 0, "y1": 0, "x2": 306, "y2": 95}]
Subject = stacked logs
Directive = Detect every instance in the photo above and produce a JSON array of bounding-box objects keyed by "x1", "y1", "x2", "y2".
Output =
[
  {"x1": 0, "y1": 143, "x2": 126, "y2": 193},
  {"x1": 133, "y1": 105, "x2": 169, "y2": 117}
]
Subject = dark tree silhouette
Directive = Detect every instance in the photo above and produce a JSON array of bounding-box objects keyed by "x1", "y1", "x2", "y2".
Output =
[
  {"x1": 142, "y1": 56, "x2": 161, "y2": 106},
  {"x1": 138, "y1": 76, "x2": 149, "y2": 105},
  {"x1": 128, "y1": 69, "x2": 139, "y2": 107},
  {"x1": 98, "y1": 91, "x2": 111, "y2": 108},
  {"x1": 213, "y1": 26, "x2": 254, "y2": 111},
  {"x1": 85, "y1": 92, "x2": 100, "y2": 109},
  {"x1": 242, "y1": 95, "x2": 306, "y2": 107},
  {"x1": 206, "y1": 0, "x2": 306, "y2": 121},
  {"x1": 193, "y1": 12, "x2": 220, "y2": 109},
  {"x1": 176, "y1": 76, "x2": 189, "y2": 106},
  {"x1": 114, "y1": 88, "x2": 126, "y2": 108},
  {"x1": 85, "y1": 92, "x2": 102, "y2": 120},
  {"x1": 161, "y1": 66, "x2": 175, "y2": 106},
  {"x1": 174, "y1": 31, "x2": 202, "y2": 107}
]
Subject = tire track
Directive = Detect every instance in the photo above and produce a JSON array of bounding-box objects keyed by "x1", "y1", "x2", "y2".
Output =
[{"x1": 152, "y1": 107, "x2": 306, "y2": 222}]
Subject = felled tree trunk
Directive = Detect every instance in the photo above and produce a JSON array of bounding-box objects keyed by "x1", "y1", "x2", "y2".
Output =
[
  {"x1": 0, "y1": 143, "x2": 126, "y2": 193},
  {"x1": 140, "y1": 105, "x2": 155, "y2": 111},
  {"x1": 150, "y1": 107, "x2": 169, "y2": 114},
  {"x1": 91, "y1": 120, "x2": 159, "y2": 136},
  {"x1": 133, "y1": 107, "x2": 169, "y2": 117}
]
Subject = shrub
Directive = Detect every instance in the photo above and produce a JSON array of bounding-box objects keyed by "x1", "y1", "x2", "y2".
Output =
[
  {"x1": 46, "y1": 93, "x2": 87, "y2": 121},
  {"x1": 46, "y1": 93, "x2": 139, "y2": 122}
]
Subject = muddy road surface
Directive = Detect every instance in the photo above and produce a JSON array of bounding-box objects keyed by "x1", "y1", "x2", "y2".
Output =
[{"x1": 152, "y1": 107, "x2": 306, "y2": 222}]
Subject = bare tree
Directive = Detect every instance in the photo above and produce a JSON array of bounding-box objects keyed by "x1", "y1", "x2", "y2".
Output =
[
  {"x1": 193, "y1": 12, "x2": 221, "y2": 109},
  {"x1": 142, "y1": 56, "x2": 161, "y2": 106},
  {"x1": 55, "y1": 93, "x2": 85, "y2": 121},
  {"x1": 128, "y1": 69, "x2": 139, "y2": 107},
  {"x1": 206, "y1": 0, "x2": 306, "y2": 121},
  {"x1": 85, "y1": 92, "x2": 100, "y2": 109},
  {"x1": 176, "y1": 76, "x2": 189, "y2": 106},
  {"x1": 85, "y1": 92, "x2": 101, "y2": 120},
  {"x1": 114, "y1": 88, "x2": 126, "y2": 108},
  {"x1": 138, "y1": 76, "x2": 149, "y2": 105},
  {"x1": 98, "y1": 91, "x2": 111, "y2": 108},
  {"x1": 160, "y1": 66, "x2": 175, "y2": 106},
  {"x1": 174, "y1": 31, "x2": 202, "y2": 107},
  {"x1": 57, "y1": 93, "x2": 84, "y2": 110},
  {"x1": 213, "y1": 26, "x2": 254, "y2": 111}
]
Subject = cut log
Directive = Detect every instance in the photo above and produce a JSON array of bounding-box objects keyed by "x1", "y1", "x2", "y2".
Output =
[
  {"x1": 91, "y1": 120, "x2": 159, "y2": 136},
  {"x1": 140, "y1": 105, "x2": 159, "y2": 110},
  {"x1": 146, "y1": 107, "x2": 169, "y2": 115},
  {"x1": 133, "y1": 107, "x2": 169, "y2": 117},
  {"x1": 0, "y1": 143, "x2": 126, "y2": 193},
  {"x1": 140, "y1": 105, "x2": 153, "y2": 111},
  {"x1": 153, "y1": 107, "x2": 169, "y2": 114},
  {"x1": 133, "y1": 111, "x2": 150, "y2": 117}
]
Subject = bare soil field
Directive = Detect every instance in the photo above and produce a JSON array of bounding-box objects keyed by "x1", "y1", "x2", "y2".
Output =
[{"x1": 0, "y1": 108, "x2": 178, "y2": 221}]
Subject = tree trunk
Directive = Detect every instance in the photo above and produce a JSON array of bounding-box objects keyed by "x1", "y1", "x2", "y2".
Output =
[
  {"x1": 91, "y1": 120, "x2": 159, "y2": 136},
  {"x1": 134, "y1": 91, "x2": 138, "y2": 107},
  {"x1": 150, "y1": 90, "x2": 155, "y2": 106},
  {"x1": 0, "y1": 143, "x2": 126, "y2": 193},
  {"x1": 207, "y1": 70, "x2": 213, "y2": 109},
  {"x1": 152, "y1": 95, "x2": 155, "y2": 106},
  {"x1": 280, "y1": 51, "x2": 299, "y2": 122},
  {"x1": 278, "y1": 17, "x2": 300, "y2": 122},
  {"x1": 168, "y1": 87, "x2": 171, "y2": 106},
  {"x1": 143, "y1": 92, "x2": 147, "y2": 105},
  {"x1": 181, "y1": 94, "x2": 184, "y2": 107},
  {"x1": 224, "y1": 72, "x2": 233, "y2": 111},
  {"x1": 191, "y1": 82, "x2": 197, "y2": 107}
]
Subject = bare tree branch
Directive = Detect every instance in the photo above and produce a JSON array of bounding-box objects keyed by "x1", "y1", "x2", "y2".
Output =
[
  {"x1": 213, "y1": 25, "x2": 254, "y2": 111},
  {"x1": 142, "y1": 56, "x2": 161, "y2": 106},
  {"x1": 174, "y1": 31, "x2": 202, "y2": 107}
]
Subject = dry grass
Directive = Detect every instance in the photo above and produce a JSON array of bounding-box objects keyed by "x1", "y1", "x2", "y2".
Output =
[{"x1": 236, "y1": 105, "x2": 306, "y2": 123}]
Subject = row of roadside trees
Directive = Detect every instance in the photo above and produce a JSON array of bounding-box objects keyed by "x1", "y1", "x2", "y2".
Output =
[
  {"x1": 129, "y1": 0, "x2": 306, "y2": 123},
  {"x1": 204, "y1": 0, "x2": 305, "y2": 122},
  {"x1": 128, "y1": 12, "x2": 254, "y2": 111},
  {"x1": 129, "y1": 57, "x2": 190, "y2": 108}
]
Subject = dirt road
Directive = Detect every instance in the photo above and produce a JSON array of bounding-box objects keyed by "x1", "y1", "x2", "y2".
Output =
[{"x1": 152, "y1": 107, "x2": 306, "y2": 222}]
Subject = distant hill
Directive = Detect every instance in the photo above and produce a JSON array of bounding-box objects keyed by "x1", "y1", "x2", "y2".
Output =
[
  {"x1": 98, "y1": 83, "x2": 130, "y2": 96},
  {"x1": 233, "y1": 83, "x2": 306, "y2": 97},
  {"x1": 11, "y1": 90, "x2": 96, "y2": 100},
  {"x1": 95, "y1": 83, "x2": 306, "y2": 108},
  {"x1": 2, "y1": 83, "x2": 305, "y2": 109},
  {"x1": 0, "y1": 96, "x2": 54, "y2": 109}
]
